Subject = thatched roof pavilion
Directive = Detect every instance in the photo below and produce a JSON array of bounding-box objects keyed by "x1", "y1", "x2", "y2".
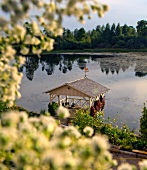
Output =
[{"x1": 45, "y1": 78, "x2": 109, "y2": 108}]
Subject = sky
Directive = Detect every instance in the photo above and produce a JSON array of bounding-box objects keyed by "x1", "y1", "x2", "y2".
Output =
[
  {"x1": 63, "y1": 0, "x2": 147, "y2": 30},
  {"x1": 0, "y1": 0, "x2": 147, "y2": 31}
]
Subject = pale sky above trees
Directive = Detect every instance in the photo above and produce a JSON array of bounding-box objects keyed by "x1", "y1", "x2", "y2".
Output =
[
  {"x1": 63, "y1": 0, "x2": 147, "y2": 30},
  {"x1": 0, "y1": 0, "x2": 147, "y2": 30}
]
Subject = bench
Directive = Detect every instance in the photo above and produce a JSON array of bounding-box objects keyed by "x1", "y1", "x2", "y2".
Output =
[{"x1": 132, "y1": 149, "x2": 147, "y2": 158}]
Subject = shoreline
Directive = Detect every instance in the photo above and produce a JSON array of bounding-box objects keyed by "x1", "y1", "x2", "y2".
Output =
[{"x1": 27, "y1": 51, "x2": 147, "y2": 58}]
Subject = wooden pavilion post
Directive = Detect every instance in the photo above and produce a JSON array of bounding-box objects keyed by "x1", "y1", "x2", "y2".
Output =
[
  {"x1": 49, "y1": 94, "x2": 56, "y2": 105},
  {"x1": 58, "y1": 95, "x2": 61, "y2": 106},
  {"x1": 66, "y1": 95, "x2": 68, "y2": 103},
  {"x1": 50, "y1": 94, "x2": 52, "y2": 104},
  {"x1": 89, "y1": 97, "x2": 92, "y2": 108}
]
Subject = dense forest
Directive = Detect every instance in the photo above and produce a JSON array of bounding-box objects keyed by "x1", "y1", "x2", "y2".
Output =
[{"x1": 43, "y1": 20, "x2": 147, "y2": 50}]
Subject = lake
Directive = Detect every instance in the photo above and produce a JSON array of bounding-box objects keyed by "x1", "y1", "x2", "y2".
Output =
[{"x1": 17, "y1": 53, "x2": 147, "y2": 132}]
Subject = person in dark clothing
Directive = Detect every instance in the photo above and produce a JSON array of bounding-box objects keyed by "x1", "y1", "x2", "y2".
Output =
[
  {"x1": 100, "y1": 94, "x2": 103, "y2": 103},
  {"x1": 94, "y1": 100, "x2": 101, "y2": 112},
  {"x1": 90, "y1": 106, "x2": 96, "y2": 117}
]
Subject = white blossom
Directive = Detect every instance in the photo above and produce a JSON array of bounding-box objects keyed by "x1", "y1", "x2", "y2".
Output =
[
  {"x1": 13, "y1": 150, "x2": 40, "y2": 168},
  {"x1": 65, "y1": 126, "x2": 81, "y2": 138},
  {"x1": 1, "y1": 111, "x2": 21, "y2": 127},
  {"x1": 32, "y1": 21, "x2": 40, "y2": 35},
  {"x1": 55, "y1": 28, "x2": 63, "y2": 36},
  {"x1": 61, "y1": 136, "x2": 72, "y2": 147},
  {"x1": 57, "y1": 106, "x2": 70, "y2": 118},
  {"x1": 42, "y1": 149, "x2": 65, "y2": 167},
  {"x1": 53, "y1": 126, "x2": 64, "y2": 137},
  {"x1": 32, "y1": 37, "x2": 41, "y2": 45},
  {"x1": 16, "y1": 91, "x2": 21, "y2": 98},
  {"x1": 118, "y1": 163, "x2": 133, "y2": 170},
  {"x1": 19, "y1": 121, "x2": 36, "y2": 133},
  {"x1": 2, "y1": 45, "x2": 16, "y2": 59},
  {"x1": 18, "y1": 56, "x2": 26, "y2": 65},
  {"x1": 0, "y1": 128, "x2": 18, "y2": 149},
  {"x1": 14, "y1": 25, "x2": 26, "y2": 40},
  {"x1": 38, "y1": 17, "x2": 45, "y2": 24},
  {"x1": 24, "y1": 35, "x2": 32, "y2": 44},
  {"x1": 92, "y1": 135, "x2": 109, "y2": 151},
  {"x1": 18, "y1": 112, "x2": 28, "y2": 122},
  {"x1": 83, "y1": 126, "x2": 94, "y2": 136},
  {"x1": 29, "y1": 117, "x2": 40, "y2": 125},
  {"x1": 37, "y1": 0, "x2": 44, "y2": 8},
  {"x1": 139, "y1": 160, "x2": 147, "y2": 170},
  {"x1": 20, "y1": 47, "x2": 29, "y2": 55},
  {"x1": 32, "y1": 48, "x2": 42, "y2": 55},
  {"x1": 40, "y1": 115, "x2": 57, "y2": 133}
]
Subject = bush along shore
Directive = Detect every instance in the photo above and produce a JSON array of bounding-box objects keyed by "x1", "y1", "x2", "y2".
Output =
[{"x1": 74, "y1": 109, "x2": 147, "y2": 152}]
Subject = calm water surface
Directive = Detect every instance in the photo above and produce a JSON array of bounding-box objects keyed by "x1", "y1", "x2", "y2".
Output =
[{"x1": 17, "y1": 54, "x2": 147, "y2": 132}]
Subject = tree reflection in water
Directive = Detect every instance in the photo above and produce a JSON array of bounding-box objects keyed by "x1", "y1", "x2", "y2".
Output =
[
  {"x1": 18, "y1": 54, "x2": 147, "y2": 81},
  {"x1": 77, "y1": 58, "x2": 87, "y2": 70},
  {"x1": 18, "y1": 57, "x2": 39, "y2": 81},
  {"x1": 135, "y1": 72, "x2": 147, "y2": 77}
]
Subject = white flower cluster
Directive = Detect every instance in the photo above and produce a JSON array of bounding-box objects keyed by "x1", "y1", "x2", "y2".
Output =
[
  {"x1": 0, "y1": 44, "x2": 25, "y2": 106},
  {"x1": 0, "y1": 111, "x2": 116, "y2": 169}
]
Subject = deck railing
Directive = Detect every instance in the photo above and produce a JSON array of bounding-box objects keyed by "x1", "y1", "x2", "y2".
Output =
[{"x1": 60, "y1": 97, "x2": 89, "y2": 108}]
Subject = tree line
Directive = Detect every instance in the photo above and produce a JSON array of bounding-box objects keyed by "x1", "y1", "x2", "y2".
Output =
[{"x1": 43, "y1": 20, "x2": 147, "y2": 50}]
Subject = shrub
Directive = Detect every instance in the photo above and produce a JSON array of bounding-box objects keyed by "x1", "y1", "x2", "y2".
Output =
[
  {"x1": 140, "y1": 103, "x2": 147, "y2": 142},
  {"x1": 73, "y1": 109, "x2": 94, "y2": 134},
  {"x1": 40, "y1": 109, "x2": 50, "y2": 116},
  {"x1": 93, "y1": 111, "x2": 105, "y2": 132},
  {"x1": 74, "y1": 110, "x2": 140, "y2": 151},
  {"x1": 0, "y1": 102, "x2": 41, "y2": 118},
  {"x1": 0, "y1": 101, "x2": 8, "y2": 116},
  {"x1": 48, "y1": 102, "x2": 58, "y2": 116},
  {"x1": 101, "y1": 123, "x2": 138, "y2": 150},
  {"x1": 74, "y1": 110, "x2": 111, "y2": 135},
  {"x1": 132, "y1": 139, "x2": 147, "y2": 150}
]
